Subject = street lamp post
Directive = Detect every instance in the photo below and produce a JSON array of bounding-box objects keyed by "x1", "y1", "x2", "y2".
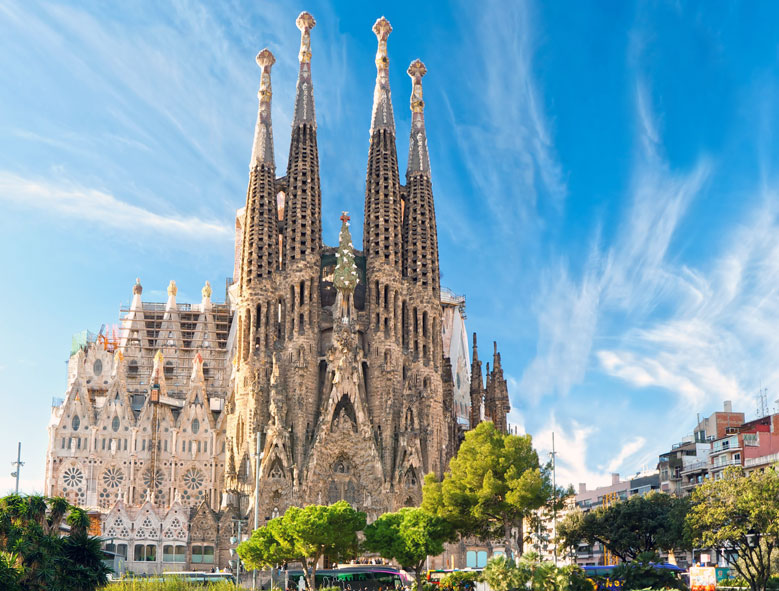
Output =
[
  {"x1": 11, "y1": 442, "x2": 23, "y2": 494},
  {"x1": 253, "y1": 436, "x2": 263, "y2": 591}
]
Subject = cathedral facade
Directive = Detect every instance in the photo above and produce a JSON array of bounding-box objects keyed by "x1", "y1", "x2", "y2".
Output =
[{"x1": 44, "y1": 12, "x2": 509, "y2": 574}]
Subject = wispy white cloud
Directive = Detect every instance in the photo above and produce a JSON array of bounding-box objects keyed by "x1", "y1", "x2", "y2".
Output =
[
  {"x1": 0, "y1": 172, "x2": 232, "y2": 240},
  {"x1": 516, "y1": 75, "x2": 710, "y2": 407},
  {"x1": 604, "y1": 436, "x2": 646, "y2": 474},
  {"x1": 534, "y1": 417, "x2": 607, "y2": 489},
  {"x1": 445, "y1": 0, "x2": 566, "y2": 243},
  {"x1": 518, "y1": 259, "x2": 601, "y2": 402}
]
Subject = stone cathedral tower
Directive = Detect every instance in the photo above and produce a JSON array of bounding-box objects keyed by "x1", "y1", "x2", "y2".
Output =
[
  {"x1": 42, "y1": 12, "x2": 512, "y2": 571},
  {"x1": 223, "y1": 13, "x2": 467, "y2": 519}
]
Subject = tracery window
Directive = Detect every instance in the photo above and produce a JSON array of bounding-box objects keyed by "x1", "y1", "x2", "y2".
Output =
[
  {"x1": 191, "y1": 418, "x2": 200, "y2": 434},
  {"x1": 112, "y1": 416, "x2": 120, "y2": 432},
  {"x1": 181, "y1": 468, "x2": 205, "y2": 506},
  {"x1": 99, "y1": 466, "x2": 125, "y2": 509},
  {"x1": 141, "y1": 468, "x2": 166, "y2": 506},
  {"x1": 71, "y1": 415, "x2": 80, "y2": 431}
]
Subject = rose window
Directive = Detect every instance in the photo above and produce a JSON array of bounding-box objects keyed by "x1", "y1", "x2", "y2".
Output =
[
  {"x1": 183, "y1": 468, "x2": 204, "y2": 490},
  {"x1": 98, "y1": 467, "x2": 125, "y2": 509},
  {"x1": 62, "y1": 466, "x2": 84, "y2": 488},
  {"x1": 141, "y1": 468, "x2": 166, "y2": 506},
  {"x1": 143, "y1": 468, "x2": 164, "y2": 489},
  {"x1": 103, "y1": 467, "x2": 124, "y2": 488},
  {"x1": 180, "y1": 468, "x2": 205, "y2": 506}
]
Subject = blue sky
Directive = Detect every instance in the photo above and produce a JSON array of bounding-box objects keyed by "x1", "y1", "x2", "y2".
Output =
[{"x1": 2, "y1": 0, "x2": 779, "y2": 493}]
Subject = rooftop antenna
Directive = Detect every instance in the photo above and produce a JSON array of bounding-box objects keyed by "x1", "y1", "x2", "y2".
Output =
[{"x1": 757, "y1": 386, "x2": 769, "y2": 419}]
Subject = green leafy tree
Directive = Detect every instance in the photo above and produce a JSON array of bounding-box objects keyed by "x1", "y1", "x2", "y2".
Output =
[
  {"x1": 363, "y1": 507, "x2": 456, "y2": 589},
  {"x1": 481, "y1": 555, "x2": 530, "y2": 591},
  {"x1": 422, "y1": 421, "x2": 550, "y2": 556},
  {"x1": 557, "y1": 492, "x2": 690, "y2": 562},
  {"x1": 687, "y1": 466, "x2": 779, "y2": 591},
  {"x1": 239, "y1": 501, "x2": 366, "y2": 590},
  {"x1": 438, "y1": 570, "x2": 480, "y2": 591},
  {"x1": 482, "y1": 552, "x2": 591, "y2": 591},
  {"x1": 0, "y1": 493, "x2": 110, "y2": 591}
]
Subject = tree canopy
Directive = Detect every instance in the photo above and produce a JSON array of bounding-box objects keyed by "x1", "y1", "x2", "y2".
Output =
[
  {"x1": 422, "y1": 421, "x2": 551, "y2": 555},
  {"x1": 687, "y1": 466, "x2": 779, "y2": 591},
  {"x1": 481, "y1": 552, "x2": 591, "y2": 591},
  {"x1": 363, "y1": 507, "x2": 455, "y2": 588},
  {"x1": 557, "y1": 491, "x2": 690, "y2": 562},
  {"x1": 0, "y1": 494, "x2": 110, "y2": 591},
  {"x1": 238, "y1": 501, "x2": 366, "y2": 590}
]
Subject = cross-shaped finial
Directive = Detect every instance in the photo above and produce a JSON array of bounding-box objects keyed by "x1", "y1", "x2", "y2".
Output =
[{"x1": 340, "y1": 211, "x2": 350, "y2": 223}]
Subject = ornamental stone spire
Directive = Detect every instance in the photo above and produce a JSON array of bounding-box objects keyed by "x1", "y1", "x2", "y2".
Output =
[
  {"x1": 406, "y1": 59, "x2": 431, "y2": 176},
  {"x1": 370, "y1": 17, "x2": 395, "y2": 135},
  {"x1": 250, "y1": 49, "x2": 276, "y2": 168},
  {"x1": 293, "y1": 11, "x2": 316, "y2": 126},
  {"x1": 284, "y1": 11, "x2": 322, "y2": 267},
  {"x1": 364, "y1": 16, "x2": 402, "y2": 273}
]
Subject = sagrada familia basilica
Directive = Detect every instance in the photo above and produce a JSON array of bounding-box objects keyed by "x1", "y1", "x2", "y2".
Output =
[{"x1": 44, "y1": 13, "x2": 510, "y2": 573}]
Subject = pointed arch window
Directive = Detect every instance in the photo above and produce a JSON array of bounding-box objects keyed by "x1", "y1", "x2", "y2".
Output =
[
  {"x1": 191, "y1": 419, "x2": 200, "y2": 435},
  {"x1": 112, "y1": 416, "x2": 120, "y2": 432},
  {"x1": 72, "y1": 415, "x2": 80, "y2": 431}
]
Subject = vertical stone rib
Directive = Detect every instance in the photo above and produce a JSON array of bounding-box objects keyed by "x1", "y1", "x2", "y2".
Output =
[
  {"x1": 364, "y1": 16, "x2": 402, "y2": 273},
  {"x1": 403, "y1": 59, "x2": 439, "y2": 295},
  {"x1": 283, "y1": 11, "x2": 321, "y2": 269},
  {"x1": 240, "y1": 49, "x2": 278, "y2": 292}
]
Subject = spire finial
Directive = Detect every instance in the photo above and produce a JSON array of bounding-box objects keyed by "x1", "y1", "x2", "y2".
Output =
[
  {"x1": 373, "y1": 17, "x2": 392, "y2": 71},
  {"x1": 201, "y1": 280, "x2": 212, "y2": 300},
  {"x1": 406, "y1": 59, "x2": 431, "y2": 175},
  {"x1": 167, "y1": 280, "x2": 177, "y2": 297},
  {"x1": 256, "y1": 49, "x2": 275, "y2": 102},
  {"x1": 296, "y1": 12, "x2": 316, "y2": 64},
  {"x1": 250, "y1": 48, "x2": 276, "y2": 167},
  {"x1": 408, "y1": 59, "x2": 426, "y2": 113},
  {"x1": 292, "y1": 13, "x2": 317, "y2": 126},
  {"x1": 133, "y1": 277, "x2": 143, "y2": 295},
  {"x1": 370, "y1": 17, "x2": 395, "y2": 135}
]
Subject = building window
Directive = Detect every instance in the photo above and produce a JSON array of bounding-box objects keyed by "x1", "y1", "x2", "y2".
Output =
[
  {"x1": 192, "y1": 545, "x2": 215, "y2": 564},
  {"x1": 192, "y1": 419, "x2": 200, "y2": 435},
  {"x1": 106, "y1": 542, "x2": 128, "y2": 559},
  {"x1": 93, "y1": 359, "x2": 103, "y2": 376},
  {"x1": 128, "y1": 360, "x2": 139, "y2": 376},
  {"x1": 477, "y1": 551, "x2": 488, "y2": 567},
  {"x1": 72, "y1": 415, "x2": 80, "y2": 431},
  {"x1": 466, "y1": 551, "x2": 476, "y2": 568},
  {"x1": 112, "y1": 416, "x2": 120, "y2": 432},
  {"x1": 134, "y1": 544, "x2": 157, "y2": 562},
  {"x1": 163, "y1": 544, "x2": 186, "y2": 563}
]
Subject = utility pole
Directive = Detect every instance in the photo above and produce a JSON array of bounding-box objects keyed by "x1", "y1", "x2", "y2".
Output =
[
  {"x1": 11, "y1": 442, "x2": 23, "y2": 494},
  {"x1": 551, "y1": 432, "x2": 557, "y2": 567}
]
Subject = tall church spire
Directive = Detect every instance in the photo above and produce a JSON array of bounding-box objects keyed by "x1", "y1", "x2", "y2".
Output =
[
  {"x1": 364, "y1": 16, "x2": 402, "y2": 272},
  {"x1": 240, "y1": 48, "x2": 279, "y2": 290},
  {"x1": 284, "y1": 11, "x2": 322, "y2": 268},
  {"x1": 250, "y1": 49, "x2": 275, "y2": 168},
  {"x1": 406, "y1": 59, "x2": 430, "y2": 175},
  {"x1": 402, "y1": 59, "x2": 439, "y2": 292},
  {"x1": 293, "y1": 11, "x2": 316, "y2": 126},
  {"x1": 370, "y1": 17, "x2": 395, "y2": 135}
]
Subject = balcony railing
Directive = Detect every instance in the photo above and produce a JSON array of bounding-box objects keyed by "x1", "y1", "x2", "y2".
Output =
[
  {"x1": 680, "y1": 460, "x2": 709, "y2": 474},
  {"x1": 744, "y1": 453, "x2": 779, "y2": 468}
]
